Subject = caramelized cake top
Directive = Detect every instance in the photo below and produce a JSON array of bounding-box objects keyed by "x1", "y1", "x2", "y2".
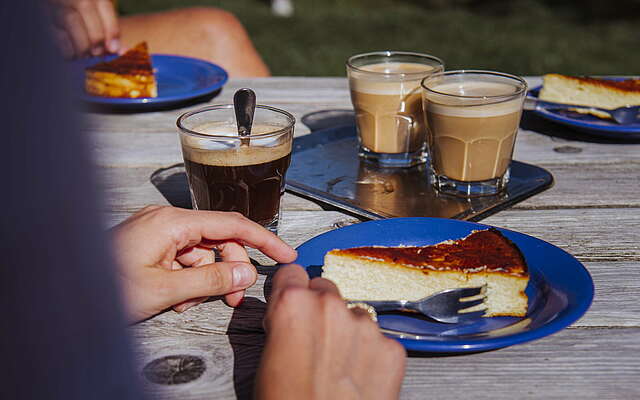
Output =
[
  {"x1": 86, "y1": 42, "x2": 154, "y2": 76},
  {"x1": 330, "y1": 229, "x2": 528, "y2": 277},
  {"x1": 553, "y1": 74, "x2": 640, "y2": 94}
]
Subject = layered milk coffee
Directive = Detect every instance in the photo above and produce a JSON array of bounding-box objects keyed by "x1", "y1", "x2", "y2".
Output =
[
  {"x1": 424, "y1": 81, "x2": 524, "y2": 182},
  {"x1": 181, "y1": 123, "x2": 291, "y2": 227},
  {"x1": 350, "y1": 62, "x2": 437, "y2": 154}
]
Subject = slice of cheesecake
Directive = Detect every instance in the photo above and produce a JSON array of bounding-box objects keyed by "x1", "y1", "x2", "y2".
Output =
[
  {"x1": 85, "y1": 42, "x2": 158, "y2": 98},
  {"x1": 539, "y1": 73, "x2": 640, "y2": 118},
  {"x1": 322, "y1": 229, "x2": 529, "y2": 317}
]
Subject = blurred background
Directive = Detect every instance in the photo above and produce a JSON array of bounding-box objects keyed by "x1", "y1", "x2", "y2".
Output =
[{"x1": 119, "y1": 0, "x2": 640, "y2": 76}]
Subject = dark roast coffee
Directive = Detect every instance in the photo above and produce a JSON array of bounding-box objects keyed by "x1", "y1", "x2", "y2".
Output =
[
  {"x1": 177, "y1": 112, "x2": 295, "y2": 233},
  {"x1": 180, "y1": 122, "x2": 293, "y2": 230},
  {"x1": 184, "y1": 152, "x2": 291, "y2": 227}
]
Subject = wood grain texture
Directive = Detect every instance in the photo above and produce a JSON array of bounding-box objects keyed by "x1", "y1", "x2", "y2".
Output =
[
  {"x1": 131, "y1": 326, "x2": 640, "y2": 400},
  {"x1": 92, "y1": 76, "x2": 640, "y2": 400},
  {"x1": 88, "y1": 119, "x2": 640, "y2": 168},
  {"x1": 97, "y1": 163, "x2": 640, "y2": 215},
  {"x1": 105, "y1": 207, "x2": 640, "y2": 262},
  {"x1": 483, "y1": 208, "x2": 640, "y2": 262}
]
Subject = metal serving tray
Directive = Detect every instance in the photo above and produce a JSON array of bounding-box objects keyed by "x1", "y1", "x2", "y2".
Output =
[{"x1": 286, "y1": 125, "x2": 553, "y2": 221}]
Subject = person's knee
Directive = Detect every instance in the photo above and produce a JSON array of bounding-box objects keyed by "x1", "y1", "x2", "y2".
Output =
[{"x1": 179, "y1": 7, "x2": 247, "y2": 42}]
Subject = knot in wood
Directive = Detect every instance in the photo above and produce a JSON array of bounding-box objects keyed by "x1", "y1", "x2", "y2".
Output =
[
  {"x1": 143, "y1": 355, "x2": 206, "y2": 385},
  {"x1": 553, "y1": 145, "x2": 583, "y2": 154},
  {"x1": 333, "y1": 219, "x2": 358, "y2": 229}
]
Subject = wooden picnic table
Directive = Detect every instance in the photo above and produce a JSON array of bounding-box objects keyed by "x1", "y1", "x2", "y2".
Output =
[{"x1": 91, "y1": 77, "x2": 640, "y2": 399}]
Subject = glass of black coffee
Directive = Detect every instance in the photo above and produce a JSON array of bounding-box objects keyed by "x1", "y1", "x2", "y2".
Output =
[{"x1": 177, "y1": 104, "x2": 295, "y2": 233}]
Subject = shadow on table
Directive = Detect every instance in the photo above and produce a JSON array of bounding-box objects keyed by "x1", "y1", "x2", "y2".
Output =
[
  {"x1": 227, "y1": 297, "x2": 267, "y2": 400},
  {"x1": 149, "y1": 163, "x2": 192, "y2": 208},
  {"x1": 521, "y1": 111, "x2": 640, "y2": 144},
  {"x1": 301, "y1": 109, "x2": 355, "y2": 131},
  {"x1": 226, "y1": 265, "x2": 278, "y2": 399}
]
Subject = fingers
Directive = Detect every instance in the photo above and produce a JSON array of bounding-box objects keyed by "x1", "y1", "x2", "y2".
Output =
[
  {"x1": 309, "y1": 277, "x2": 341, "y2": 296},
  {"x1": 173, "y1": 296, "x2": 208, "y2": 313},
  {"x1": 49, "y1": 0, "x2": 120, "y2": 58},
  {"x1": 76, "y1": 0, "x2": 105, "y2": 56},
  {"x1": 61, "y1": 8, "x2": 91, "y2": 57},
  {"x1": 175, "y1": 240, "x2": 249, "y2": 268},
  {"x1": 217, "y1": 240, "x2": 250, "y2": 263},
  {"x1": 217, "y1": 241, "x2": 250, "y2": 307},
  {"x1": 264, "y1": 264, "x2": 312, "y2": 332},
  {"x1": 269, "y1": 264, "x2": 310, "y2": 304},
  {"x1": 96, "y1": 0, "x2": 120, "y2": 53},
  {"x1": 175, "y1": 246, "x2": 217, "y2": 268},
  {"x1": 175, "y1": 242, "x2": 249, "y2": 310},
  {"x1": 129, "y1": 206, "x2": 297, "y2": 264},
  {"x1": 171, "y1": 247, "x2": 214, "y2": 312},
  {"x1": 180, "y1": 210, "x2": 297, "y2": 264},
  {"x1": 161, "y1": 261, "x2": 257, "y2": 306},
  {"x1": 224, "y1": 290, "x2": 246, "y2": 307}
]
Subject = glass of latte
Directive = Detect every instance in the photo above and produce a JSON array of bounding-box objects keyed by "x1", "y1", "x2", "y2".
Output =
[
  {"x1": 421, "y1": 70, "x2": 527, "y2": 197},
  {"x1": 347, "y1": 51, "x2": 444, "y2": 168},
  {"x1": 177, "y1": 105, "x2": 295, "y2": 233}
]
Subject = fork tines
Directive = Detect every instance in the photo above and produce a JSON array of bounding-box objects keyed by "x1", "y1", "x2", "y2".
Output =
[
  {"x1": 457, "y1": 285, "x2": 488, "y2": 317},
  {"x1": 456, "y1": 285, "x2": 487, "y2": 298}
]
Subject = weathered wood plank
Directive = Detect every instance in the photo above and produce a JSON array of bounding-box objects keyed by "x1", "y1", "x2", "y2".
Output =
[
  {"x1": 96, "y1": 162, "x2": 640, "y2": 213},
  {"x1": 87, "y1": 118, "x2": 640, "y2": 168},
  {"x1": 104, "y1": 207, "x2": 640, "y2": 262},
  {"x1": 483, "y1": 208, "x2": 640, "y2": 262},
  {"x1": 97, "y1": 166, "x2": 324, "y2": 214},
  {"x1": 515, "y1": 162, "x2": 640, "y2": 209},
  {"x1": 401, "y1": 327, "x2": 640, "y2": 400},
  {"x1": 130, "y1": 326, "x2": 640, "y2": 400}
]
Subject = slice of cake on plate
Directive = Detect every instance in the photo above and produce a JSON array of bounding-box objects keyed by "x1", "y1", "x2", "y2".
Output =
[
  {"x1": 85, "y1": 41, "x2": 158, "y2": 98},
  {"x1": 539, "y1": 73, "x2": 640, "y2": 118},
  {"x1": 322, "y1": 229, "x2": 529, "y2": 317}
]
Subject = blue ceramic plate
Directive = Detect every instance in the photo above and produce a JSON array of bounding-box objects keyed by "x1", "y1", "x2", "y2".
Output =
[
  {"x1": 528, "y1": 84, "x2": 640, "y2": 140},
  {"x1": 295, "y1": 218, "x2": 594, "y2": 353},
  {"x1": 74, "y1": 54, "x2": 228, "y2": 109}
]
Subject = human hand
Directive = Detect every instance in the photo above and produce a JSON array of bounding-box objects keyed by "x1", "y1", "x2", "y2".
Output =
[
  {"x1": 256, "y1": 265, "x2": 406, "y2": 400},
  {"x1": 47, "y1": 0, "x2": 120, "y2": 58},
  {"x1": 111, "y1": 206, "x2": 297, "y2": 323}
]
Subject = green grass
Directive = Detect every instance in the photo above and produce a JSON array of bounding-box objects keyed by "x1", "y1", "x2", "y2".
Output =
[{"x1": 119, "y1": 0, "x2": 640, "y2": 76}]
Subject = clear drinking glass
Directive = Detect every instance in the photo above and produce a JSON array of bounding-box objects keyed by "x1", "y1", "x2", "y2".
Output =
[
  {"x1": 421, "y1": 70, "x2": 527, "y2": 197},
  {"x1": 347, "y1": 51, "x2": 444, "y2": 168},
  {"x1": 176, "y1": 105, "x2": 295, "y2": 233}
]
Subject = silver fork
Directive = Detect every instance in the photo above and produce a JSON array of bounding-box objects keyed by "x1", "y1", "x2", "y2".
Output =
[
  {"x1": 351, "y1": 286, "x2": 487, "y2": 324},
  {"x1": 525, "y1": 96, "x2": 640, "y2": 125}
]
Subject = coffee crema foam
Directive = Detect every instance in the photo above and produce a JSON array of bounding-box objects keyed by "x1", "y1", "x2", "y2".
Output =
[
  {"x1": 351, "y1": 62, "x2": 437, "y2": 95},
  {"x1": 425, "y1": 81, "x2": 523, "y2": 117},
  {"x1": 358, "y1": 62, "x2": 437, "y2": 74},
  {"x1": 182, "y1": 123, "x2": 291, "y2": 167}
]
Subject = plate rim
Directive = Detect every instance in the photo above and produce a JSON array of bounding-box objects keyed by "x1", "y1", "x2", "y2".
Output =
[
  {"x1": 78, "y1": 53, "x2": 228, "y2": 106},
  {"x1": 528, "y1": 83, "x2": 640, "y2": 135},
  {"x1": 294, "y1": 217, "x2": 594, "y2": 353}
]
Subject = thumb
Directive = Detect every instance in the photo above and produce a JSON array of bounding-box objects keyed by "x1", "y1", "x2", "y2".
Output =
[{"x1": 162, "y1": 262, "x2": 257, "y2": 305}]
